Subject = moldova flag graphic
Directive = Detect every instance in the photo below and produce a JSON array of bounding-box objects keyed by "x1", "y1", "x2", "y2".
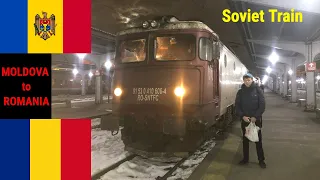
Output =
[
  {"x1": 0, "y1": 0, "x2": 91, "y2": 53},
  {"x1": 0, "y1": 119, "x2": 91, "y2": 180}
]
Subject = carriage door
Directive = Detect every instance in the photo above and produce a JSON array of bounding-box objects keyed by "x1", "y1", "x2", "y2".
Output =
[
  {"x1": 213, "y1": 58, "x2": 219, "y2": 104},
  {"x1": 212, "y1": 41, "x2": 220, "y2": 107}
]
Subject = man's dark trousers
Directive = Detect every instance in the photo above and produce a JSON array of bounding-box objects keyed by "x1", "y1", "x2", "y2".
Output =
[{"x1": 241, "y1": 121, "x2": 265, "y2": 162}]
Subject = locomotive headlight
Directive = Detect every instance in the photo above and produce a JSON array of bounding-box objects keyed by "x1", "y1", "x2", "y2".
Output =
[
  {"x1": 142, "y1": 21, "x2": 149, "y2": 28},
  {"x1": 114, "y1": 88, "x2": 122, "y2": 96},
  {"x1": 174, "y1": 87, "x2": 185, "y2": 97},
  {"x1": 150, "y1": 20, "x2": 158, "y2": 28}
]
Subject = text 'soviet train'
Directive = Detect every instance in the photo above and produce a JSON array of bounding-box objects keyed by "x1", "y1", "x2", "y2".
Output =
[{"x1": 103, "y1": 16, "x2": 248, "y2": 156}]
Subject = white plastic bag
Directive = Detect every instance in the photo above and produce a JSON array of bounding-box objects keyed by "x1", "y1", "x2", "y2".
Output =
[{"x1": 245, "y1": 122, "x2": 260, "y2": 142}]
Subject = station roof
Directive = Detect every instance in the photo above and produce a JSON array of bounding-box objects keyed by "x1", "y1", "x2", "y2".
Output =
[{"x1": 54, "y1": 0, "x2": 320, "y2": 76}]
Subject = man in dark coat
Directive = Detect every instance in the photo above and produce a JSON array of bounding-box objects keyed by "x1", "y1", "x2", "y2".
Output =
[
  {"x1": 235, "y1": 73, "x2": 266, "y2": 168},
  {"x1": 260, "y1": 84, "x2": 265, "y2": 93}
]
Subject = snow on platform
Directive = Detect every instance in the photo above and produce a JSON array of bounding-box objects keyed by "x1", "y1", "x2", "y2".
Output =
[
  {"x1": 52, "y1": 96, "x2": 111, "y2": 105},
  {"x1": 92, "y1": 128, "x2": 130, "y2": 175}
]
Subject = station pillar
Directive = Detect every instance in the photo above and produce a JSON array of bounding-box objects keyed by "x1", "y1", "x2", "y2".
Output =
[
  {"x1": 267, "y1": 78, "x2": 271, "y2": 90},
  {"x1": 283, "y1": 65, "x2": 288, "y2": 97},
  {"x1": 95, "y1": 69, "x2": 103, "y2": 104},
  {"x1": 273, "y1": 76, "x2": 277, "y2": 92},
  {"x1": 305, "y1": 43, "x2": 316, "y2": 111},
  {"x1": 81, "y1": 74, "x2": 86, "y2": 96},
  {"x1": 279, "y1": 74, "x2": 284, "y2": 96},
  {"x1": 291, "y1": 59, "x2": 298, "y2": 103},
  {"x1": 306, "y1": 71, "x2": 316, "y2": 111},
  {"x1": 275, "y1": 75, "x2": 279, "y2": 94}
]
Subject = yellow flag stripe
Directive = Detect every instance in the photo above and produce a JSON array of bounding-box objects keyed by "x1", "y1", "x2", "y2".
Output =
[
  {"x1": 27, "y1": 0, "x2": 63, "y2": 53},
  {"x1": 30, "y1": 119, "x2": 61, "y2": 180}
]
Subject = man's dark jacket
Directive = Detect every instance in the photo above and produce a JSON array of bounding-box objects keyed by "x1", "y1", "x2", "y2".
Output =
[{"x1": 235, "y1": 82, "x2": 265, "y2": 128}]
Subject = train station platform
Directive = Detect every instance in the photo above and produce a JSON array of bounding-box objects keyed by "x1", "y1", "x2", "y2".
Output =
[
  {"x1": 52, "y1": 102, "x2": 112, "y2": 119},
  {"x1": 189, "y1": 89, "x2": 320, "y2": 180}
]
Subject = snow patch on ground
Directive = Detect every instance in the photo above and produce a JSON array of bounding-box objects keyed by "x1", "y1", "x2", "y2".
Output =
[
  {"x1": 91, "y1": 118, "x2": 101, "y2": 127},
  {"x1": 91, "y1": 129, "x2": 130, "y2": 175},
  {"x1": 101, "y1": 156, "x2": 180, "y2": 180},
  {"x1": 167, "y1": 140, "x2": 216, "y2": 180}
]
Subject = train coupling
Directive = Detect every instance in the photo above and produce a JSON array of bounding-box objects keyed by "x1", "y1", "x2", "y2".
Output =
[
  {"x1": 163, "y1": 117, "x2": 186, "y2": 136},
  {"x1": 100, "y1": 114, "x2": 120, "y2": 132}
]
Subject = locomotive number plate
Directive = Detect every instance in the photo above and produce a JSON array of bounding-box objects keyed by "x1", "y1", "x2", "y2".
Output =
[{"x1": 133, "y1": 88, "x2": 167, "y2": 102}]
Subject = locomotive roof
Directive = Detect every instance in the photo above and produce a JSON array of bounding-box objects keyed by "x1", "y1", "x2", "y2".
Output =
[{"x1": 117, "y1": 21, "x2": 219, "y2": 39}]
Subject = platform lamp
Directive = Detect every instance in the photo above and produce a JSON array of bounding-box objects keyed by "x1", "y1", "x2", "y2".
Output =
[
  {"x1": 266, "y1": 66, "x2": 272, "y2": 74},
  {"x1": 76, "y1": 53, "x2": 86, "y2": 60},
  {"x1": 268, "y1": 52, "x2": 279, "y2": 65},
  {"x1": 105, "y1": 60, "x2": 112, "y2": 70},
  {"x1": 72, "y1": 68, "x2": 78, "y2": 76},
  {"x1": 88, "y1": 71, "x2": 93, "y2": 78}
]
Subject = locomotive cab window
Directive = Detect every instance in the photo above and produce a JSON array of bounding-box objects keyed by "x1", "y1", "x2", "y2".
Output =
[
  {"x1": 154, "y1": 34, "x2": 195, "y2": 61},
  {"x1": 119, "y1": 39, "x2": 146, "y2": 63},
  {"x1": 199, "y1": 38, "x2": 213, "y2": 61}
]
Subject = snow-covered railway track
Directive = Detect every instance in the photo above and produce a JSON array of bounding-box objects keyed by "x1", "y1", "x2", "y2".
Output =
[
  {"x1": 92, "y1": 124, "x2": 100, "y2": 129},
  {"x1": 91, "y1": 153, "x2": 183, "y2": 180},
  {"x1": 91, "y1": 139, "x2": 215, "y2": 180},
  {"x1": 91, "y1": 154, "x2": 137, "y2": 180},
  {"x1": 155, "y1": 156, "x2": 188, "y2": 180},
  {"x1": 91, "y1": 116, "x2": 233, "y2": 179}
]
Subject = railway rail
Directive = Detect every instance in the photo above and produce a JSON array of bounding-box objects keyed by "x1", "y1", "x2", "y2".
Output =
[{"x1": 91, "y1": 154, "x2": 137, "y2": 180}]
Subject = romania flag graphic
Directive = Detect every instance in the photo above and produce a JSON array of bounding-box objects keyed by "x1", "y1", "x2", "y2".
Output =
[
  {"x1": 0, "y1": 0, "x2": 91, "y2": 53},
  {"x1": 0, "y1": 119, "x2": 91, "y2": 180}
]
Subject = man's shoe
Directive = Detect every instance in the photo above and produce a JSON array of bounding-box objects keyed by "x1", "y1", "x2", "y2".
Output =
[
  {"x1": 259, "y1": 161, "x2": 266, "y2": 168},
  {"x1": 238, "y1": 160, "x2": 248, "y2": 165}
]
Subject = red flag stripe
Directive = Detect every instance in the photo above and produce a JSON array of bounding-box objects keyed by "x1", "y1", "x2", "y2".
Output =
[
  {"x1": 63, "y1": 0, "x2": 91, "y2": 53},
  {"x1": 61, "y1": 119, "x2": 91, "y2": 180}
]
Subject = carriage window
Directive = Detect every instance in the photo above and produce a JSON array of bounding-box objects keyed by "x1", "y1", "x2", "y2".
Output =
[
  {"x1": 119, "y1": 39, "x2": 146, "y2": 63},
  {"x1": 155, "y1": 35, "x2": 195, "y2": 61},
  {"x1": 199, "y1": 38, "x2": 213, "y2": 61}
]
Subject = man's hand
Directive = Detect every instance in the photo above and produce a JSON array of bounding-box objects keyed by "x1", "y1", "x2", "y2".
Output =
[
  {"x1": 250, "y1": 117, "x2": 257, "y2": 123},
  {"x1": 242, "y1": 116, "x2": 250, "y2": 122}
]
